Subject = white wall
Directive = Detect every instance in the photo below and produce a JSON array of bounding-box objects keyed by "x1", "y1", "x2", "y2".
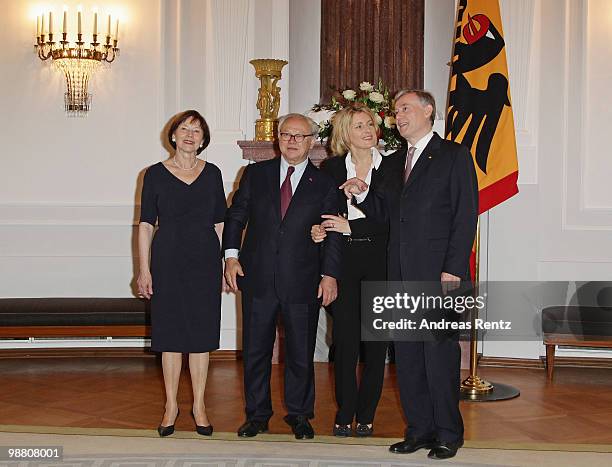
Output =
[
  {"x1": 288, "y1": 0, "x2": 320, "y2": 113},
  {"x1": 0, "y1": 0, "x2": 163, "y2": 302},
  {"x1": 2, "y1": 0, "x2": 611, "y2": 358},
  {"x1": 0, "y1": 0, "x2": 290, "y2": 350},
  {"x1": 424, "y1": 0, "x2": 455, "y2": 114},
  {"x1": 482, "y1": 0, "x2": 612, "y2": 359}
]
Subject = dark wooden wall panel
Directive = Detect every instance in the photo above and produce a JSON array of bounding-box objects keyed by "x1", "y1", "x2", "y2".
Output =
[{"x1": 320, "y1": 0, "x2": 424, "y2": 102}]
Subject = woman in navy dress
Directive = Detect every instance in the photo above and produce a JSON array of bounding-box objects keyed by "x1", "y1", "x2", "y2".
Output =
[{"x1": 137, "y1": 110, "x2": 226, "y2": 437}]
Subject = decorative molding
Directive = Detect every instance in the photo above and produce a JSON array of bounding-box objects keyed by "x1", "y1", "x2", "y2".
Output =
[
  {"x1": 562, "y1": 0, "x2": 612, "y2": 230},
  {"x1": 271, "y1": 0, "x2": 290, "y2": 116},
  {"x1": 0, "y1": 347, "x2": 240, "y2": 360},
  {"x1": 161, "y1": 0, "x2": 181, "y2": 120},
  {"x1": 0, "y1": 187, "x2": 234, "y2": 226},
  {"x1": 479, "y1": 355, "x2": 612, "y2": 369},
  {"x1": 479, "y1": 356, "x2": 542, "y2": 368},
  {"x1": 500, "y1": 0, "x2": 539, "y2": 185},
  {"x1": 0, "y1": 204, "x2": 139, "y2": 226},
  {"x1": 500, "y1": 0, "x2": 535, "y2": 135},
  {"x1": 210, "y1": 130, "x2": 248, "y2": 145},
  {"x1": 271, "y1": 0, "x2": 290, "y2": 60},
  {"x1": 211, "y1": 0, "x2": 250, "y2": 131}
]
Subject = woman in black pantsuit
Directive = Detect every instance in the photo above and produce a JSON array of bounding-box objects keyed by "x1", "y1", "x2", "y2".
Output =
[
  {"x1": 137, "y1": 110, "x2": 226, "y2": 437},
  {"x1": 312, "y1": 105, "x2": 389, "y2": 437}
]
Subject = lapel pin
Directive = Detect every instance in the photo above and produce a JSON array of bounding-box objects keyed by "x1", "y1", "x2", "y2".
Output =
[{"x1": 309, "y1": 177, "x2": 313, "y2": 182}]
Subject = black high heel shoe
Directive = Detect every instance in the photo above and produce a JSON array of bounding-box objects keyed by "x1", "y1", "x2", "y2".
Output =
[
  {"x1": 355, "y1": 423, "x2": 374, "y2": 437},
  {"x1": 157, "y1": 408, "x2": 179, "y2": 437},
  {"x1": 192, "y1": 410, "x2": 213, "y2": 436}
]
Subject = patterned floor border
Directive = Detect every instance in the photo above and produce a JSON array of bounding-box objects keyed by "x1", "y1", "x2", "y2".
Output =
[{"x1": 1, "y1": 424, "x2": 611, "y2": 454}]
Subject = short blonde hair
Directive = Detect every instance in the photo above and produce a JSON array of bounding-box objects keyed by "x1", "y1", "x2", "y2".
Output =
[{"x1": 330, "y1": 105, "x2": 379, "y2": 156}]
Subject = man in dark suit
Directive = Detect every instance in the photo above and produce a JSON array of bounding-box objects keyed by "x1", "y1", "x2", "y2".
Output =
[
  {"x1": 223, "y1": 113, "x2": 342, "y2": 440},
  {"x1": 341, "y1": 90, "x2": 478, "y2": 459}
]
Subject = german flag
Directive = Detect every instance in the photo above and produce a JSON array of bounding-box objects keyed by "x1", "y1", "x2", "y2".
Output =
[{"x1": 446, "y1": 0, "x2": 519, "y2": 214}]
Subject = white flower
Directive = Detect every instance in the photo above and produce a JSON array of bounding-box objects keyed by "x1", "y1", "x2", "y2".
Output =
[
  {"x1": 374, "y1": 114, "x2": 383, "y2": 125},
  {"x1": 359, "y1": 81, "x2": 374, "y2": 92},
  {"x1": 342, "y1": 89, "x2": 357, "y2": 100},
  {"x1": 369, "y1": 92, "x2": 385, "y2": 103},
  {"x1": 306, "y1": 108, "x2": 336, "y2": 126},
  {"x1": 384, "y1": 115, "x2": 396, "y2": 128}
]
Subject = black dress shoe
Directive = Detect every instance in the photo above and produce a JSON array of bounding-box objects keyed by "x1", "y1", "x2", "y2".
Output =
[
  {"x1": 355, "y1": 423, "x2": 373, "y2": 437},
  {"x1": 284, "y1": 415, "x2": 314, "y2": 440},
  {"x1": 237, "y1": 420, "x2": 269, "y2": 437},
  {"x1": 333, "y1": 424, "x2": 352, "y2": 437},
  {"x1": 192, "y1": 411, "x2": 213, "y2": 436},
  {"x1": 427, "y1": 440, "x2": 463, "y2": 460},
  {"x1": 389, "y1": 436, "x2": 437, "y2": 454},
  {"x1": 157, "y1": 408, "x2": 179, "y2": 437}
]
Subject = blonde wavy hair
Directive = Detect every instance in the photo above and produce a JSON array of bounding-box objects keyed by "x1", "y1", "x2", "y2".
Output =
[{"x1": 330, "y1": 105, "x2": 379, "y2": 156}]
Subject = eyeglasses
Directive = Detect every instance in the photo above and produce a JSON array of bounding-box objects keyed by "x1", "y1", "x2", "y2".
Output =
[{"x1": 279, "y1": 132, "x2": 314, "y2": 143}]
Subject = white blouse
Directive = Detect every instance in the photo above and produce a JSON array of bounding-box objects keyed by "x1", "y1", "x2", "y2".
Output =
[{"x1": 344, "y1": 147, "x2": 382, "y2": 220}]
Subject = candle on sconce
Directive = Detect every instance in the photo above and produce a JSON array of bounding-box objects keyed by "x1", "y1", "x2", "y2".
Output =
[
  {"x1": 41, "y1": 13, "x2": 46, "y2": 35},
  {"x1": 115, "y1": 19, "x2": 119, "y2": 41},
  {"x1": 49, "y1": 11, "x2": 53, "y2": 35},
  {"x1": 77, "y1": 7, "x2": 82, "y2": 35},
  {"x1": 107, "y1": 15, "x2": 111, "y2": 37},
  {"x1": 93, "y1": 10, "x2": 98, "y2": 35},
  {"x1": 36, "y1": 15, "x2": 40, "y2": 37},
  {"x1": 63, "y1": 8, "x2": 67, "y2": 34}
]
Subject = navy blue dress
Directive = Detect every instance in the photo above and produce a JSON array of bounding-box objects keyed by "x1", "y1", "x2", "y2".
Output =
[{"x1": 140, "y1": 162, "x2": 226, "y2": 353}]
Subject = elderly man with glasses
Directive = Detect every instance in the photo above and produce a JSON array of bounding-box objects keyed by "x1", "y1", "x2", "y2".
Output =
[{"x1": 223, "y1": 113, "x2": 343, "y2": 440}]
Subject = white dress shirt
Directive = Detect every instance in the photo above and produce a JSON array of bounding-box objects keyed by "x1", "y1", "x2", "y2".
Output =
[
  {"x1": 280, "y1": 156, "x2": 309, "y2": 195},
  {"x1": 345, "y1": 147, "x2": 382, "y2": 220},
  {"x1": 225, "y1": 157, "x2": 309, "y2": 260},
  {"x1": 406, "y1": 130, "x2": 434, "y2": 170},
  {"x1": 355, "y1": 130, "x2": 434, "y2": 203}
]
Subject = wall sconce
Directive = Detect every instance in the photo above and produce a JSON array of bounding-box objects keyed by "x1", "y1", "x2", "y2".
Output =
[{"x1": 34, "y1": 7, "x2": 120, "y2": 116}]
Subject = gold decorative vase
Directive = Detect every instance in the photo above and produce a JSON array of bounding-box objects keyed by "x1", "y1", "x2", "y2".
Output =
[{"x1": 250, "y1": 58, "x2": 288, "y2": 141}]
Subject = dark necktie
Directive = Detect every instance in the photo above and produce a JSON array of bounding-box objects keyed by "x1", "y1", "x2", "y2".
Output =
[
  {"x1": 403, "y1": 146, "x2": 416, "y2": 184},
  {"x1": 280, "y1": 166, "x2": 295, "y2": 219}
]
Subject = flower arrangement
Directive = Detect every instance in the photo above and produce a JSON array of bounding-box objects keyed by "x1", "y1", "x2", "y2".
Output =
[{"x1": 307, "y1": 79, "x2": 403, "y2": 151}]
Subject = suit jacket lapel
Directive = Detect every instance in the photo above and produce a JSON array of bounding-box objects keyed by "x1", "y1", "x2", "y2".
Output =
[
  {"x1": 385, "y1": 148, "x2": 407, "y2": 192},
  {"x1": 338, "y1": 156, "x2": 348, "y2": 216},
  {"x1": 282, "y1": 160, "x2": 317, "y2": 223},
  {"x1": 339, "y1": 155, "x2": 348, "y2": 182},
  {"x1": 269, "y1": 158, "x2": 282, "y2": 224},
  {"x1": 403, "y1": 133, "x2": 441, "y2": 191}
]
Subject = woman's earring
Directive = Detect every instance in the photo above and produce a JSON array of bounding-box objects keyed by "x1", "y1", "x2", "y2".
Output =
[{"x1": 172, "y1": 136, "x2": 176, "y2": 142}]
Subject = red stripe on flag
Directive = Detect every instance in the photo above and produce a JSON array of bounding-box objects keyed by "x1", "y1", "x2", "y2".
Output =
[
  {"x1": 469, "y1": 171, "x2": 519, "y2": 280},
  {"x1": 470, "y1": 249, "x2": 477, "y2": 281},
  {"x1": 478, "y1": 171, "x2": 519, "y2": 215}
]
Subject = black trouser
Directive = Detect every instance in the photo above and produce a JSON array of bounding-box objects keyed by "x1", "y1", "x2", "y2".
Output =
[
  {"x1": 241, "y1": 292, "x2": 319, "y2": 422},
  {"x1": 395, "y1": 337, "x2": 464, "y2": 443},
  {"x1": 332, "y1": 236, "x2": 388, "y2": 425}
]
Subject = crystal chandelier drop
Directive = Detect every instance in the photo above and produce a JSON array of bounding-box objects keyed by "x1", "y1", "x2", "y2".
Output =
[{"x1": 34, "y1": 8, "x2": 120, "y2": 116}]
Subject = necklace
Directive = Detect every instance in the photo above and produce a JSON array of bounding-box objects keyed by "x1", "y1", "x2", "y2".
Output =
[{"x1": 173, "y1": 157, "x2": 198, "y2": 170}]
